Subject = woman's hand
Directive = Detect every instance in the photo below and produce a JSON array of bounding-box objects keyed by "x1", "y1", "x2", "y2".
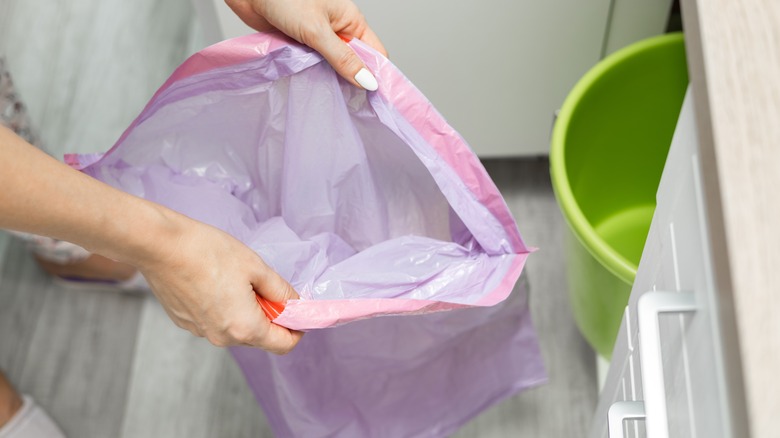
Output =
[
  {"x1": 225, "y1": 0, "x2": 387, "y2": 90},
  {"x1": 138, "y1": 215, "x2": 303, "y2": 354}
]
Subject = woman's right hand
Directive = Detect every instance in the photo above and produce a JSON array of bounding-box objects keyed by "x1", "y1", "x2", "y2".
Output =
[{"x1": 137, "y1": 215, "x2": 303, "y2": 354}]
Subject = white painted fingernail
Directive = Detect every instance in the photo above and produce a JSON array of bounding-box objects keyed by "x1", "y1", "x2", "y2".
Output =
[{"x1": 354, "y1": 68, "x2": 378, "y2": 91}]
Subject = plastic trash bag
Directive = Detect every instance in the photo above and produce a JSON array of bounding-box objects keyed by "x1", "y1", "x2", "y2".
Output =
[{"x1": 67, "y1": 33, "x2": 546, "y2": 437}]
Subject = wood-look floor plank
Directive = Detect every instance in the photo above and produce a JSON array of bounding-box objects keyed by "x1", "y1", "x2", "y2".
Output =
[
  {"x1": 18, "y1": 276, "x2": 145, "y2": 437},
  {"x1": 0, "y1": 240, "x2": 51, "y2": 381},
  {"x1": 120, "y1": 298, "x2": 272, "y2": 438},
  {"x1": 0, "y1": 232, "x2": 12, "y2": 269},
  {"x1": 0, "y1": 240, "x2": 145, "y2": 437}
]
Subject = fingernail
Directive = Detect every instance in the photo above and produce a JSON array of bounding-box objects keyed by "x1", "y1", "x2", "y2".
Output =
[{"x1": 354, "y1": 68, "x2": 378, "y2": 91}]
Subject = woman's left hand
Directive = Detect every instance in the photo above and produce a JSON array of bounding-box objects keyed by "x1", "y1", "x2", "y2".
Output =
[{"x1": 225, "y1": 0, "x2": 388, "y2": 91}]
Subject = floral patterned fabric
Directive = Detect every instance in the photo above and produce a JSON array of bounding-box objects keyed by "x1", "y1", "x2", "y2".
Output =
[{"x1": 0, "y1": 57, "x2": 42, "y2": 147}]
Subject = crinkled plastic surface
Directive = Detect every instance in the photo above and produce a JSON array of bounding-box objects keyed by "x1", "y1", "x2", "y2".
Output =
[{"x1": 70, "y1": 33, "x2": 546, "y2": 437}]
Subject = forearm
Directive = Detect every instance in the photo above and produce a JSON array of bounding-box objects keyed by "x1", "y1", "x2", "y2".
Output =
[{"x1": 0, "y1": 126, "x2": 180, "y2": 268}]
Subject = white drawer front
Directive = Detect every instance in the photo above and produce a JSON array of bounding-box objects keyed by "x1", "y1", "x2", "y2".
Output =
[{"x1": 591, "y1": 89, "x2": 731, "y2": 438}]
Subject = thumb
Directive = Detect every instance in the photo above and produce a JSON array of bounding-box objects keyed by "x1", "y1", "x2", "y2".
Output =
[
  {"x1": 253, "y1": 267, "x2": 297, "y2": 321},
  {"x1": 311, "y1": 30, "x2": 378, "y2": 91},
  {"x1": 253, "y1": 266, "x2": 298, "y2": 303}
]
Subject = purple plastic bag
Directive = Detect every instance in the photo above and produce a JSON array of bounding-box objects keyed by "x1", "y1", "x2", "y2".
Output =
[{"x1": 68, "y1": 33, "x2": 546, "y2": 437}]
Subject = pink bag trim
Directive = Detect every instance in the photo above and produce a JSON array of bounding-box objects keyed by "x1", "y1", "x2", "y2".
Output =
[{"x1": 274, "y1": 252, "x2": 528, "y2": 330}]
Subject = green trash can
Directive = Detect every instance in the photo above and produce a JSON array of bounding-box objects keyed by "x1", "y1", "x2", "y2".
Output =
[{"x1": 550, "y1": 33, "x2": 688, "y2": 358}]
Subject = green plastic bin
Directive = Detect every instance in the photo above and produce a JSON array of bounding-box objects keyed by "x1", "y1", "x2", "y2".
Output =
[{"x1": 550, "y1": 33, "x2": 688, "y2": 358}]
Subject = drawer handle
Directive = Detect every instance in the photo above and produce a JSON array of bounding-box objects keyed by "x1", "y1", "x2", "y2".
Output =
[
  {"x1": 608, "y1": 401, "x2": 645, "y2": 438},
  {"x1": 637, "y1": 291, "x2": 696, "y2": 438}
]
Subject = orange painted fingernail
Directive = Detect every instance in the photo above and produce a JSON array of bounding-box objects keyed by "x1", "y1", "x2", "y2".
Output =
[
  {"x1": 256, "y1": 294, "x2": 286, "y2": 321},
  {"x1": 338, "y1": 33, "x2": 352, "y2": 43}
]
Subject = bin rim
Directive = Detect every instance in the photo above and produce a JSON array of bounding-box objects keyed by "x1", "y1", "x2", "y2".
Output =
[{"x1": 550, "y1": 32, "x2": 685, "y2": 284}]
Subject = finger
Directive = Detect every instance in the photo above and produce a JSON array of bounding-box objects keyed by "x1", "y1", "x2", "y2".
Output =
[
  {"x1": 224, "y1": 307, "x2": 302, "y2": 353},
  {"x1": 229, "y1": 296, "x2": 303, "y2": 353},
  {"x1": 253, "y1": 266, "x2": 299, "y2": 303},
  {"x1": 254, "y1": 324, "x2": 304, "y2": 354},
  {"x1": 309, "y1": 28, "x2": 378, "y2": 91}
]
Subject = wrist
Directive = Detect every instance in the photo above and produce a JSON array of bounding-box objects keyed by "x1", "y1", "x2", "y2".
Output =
[{"x1": 92, "y1": 197, "x2": 186, "y2": 270}]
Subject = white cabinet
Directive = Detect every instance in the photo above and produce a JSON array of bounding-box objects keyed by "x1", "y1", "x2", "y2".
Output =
[
  {"x1": 191, "y1": 0, "x2": 672, "y2": 157},
  {"x1": 590, "y1": 90, "x2": 733, "y2": 437}
]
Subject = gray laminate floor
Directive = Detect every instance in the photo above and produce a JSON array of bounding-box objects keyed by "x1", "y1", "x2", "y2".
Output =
[{"x1": 0, "y1": 1, "x2": 597, "y2": 436}]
